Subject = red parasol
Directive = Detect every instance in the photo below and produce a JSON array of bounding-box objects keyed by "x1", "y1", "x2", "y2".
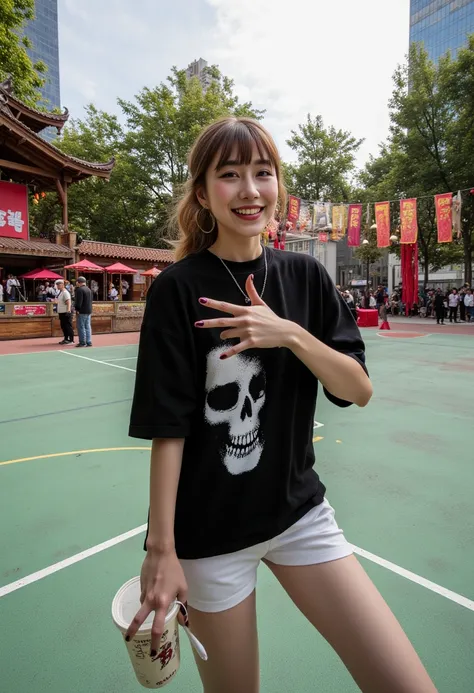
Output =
[
  {"x1": 141, "y1": 267, "x2": 161, "y2": 277},
  {"x1": 64, "y1": 258, "x2": 104, "y2": 272},
  {"x1": 19, "y1": 268, "x2": 64, "y2": 280},
  {"x1": 104, "y1": 262, "x2": 136, "y2": 273}
]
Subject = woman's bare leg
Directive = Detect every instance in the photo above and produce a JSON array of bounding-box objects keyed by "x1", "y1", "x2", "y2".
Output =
[
  {"x1": 266, "y1": 555, "x2": 437, "y2": 693},
  {"x1": 188, "y1": 590, "x2": 259, "y2": 693}
]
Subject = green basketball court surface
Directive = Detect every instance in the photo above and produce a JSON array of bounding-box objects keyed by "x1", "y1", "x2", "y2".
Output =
[{"x1": 1, "y1": 329, "x2": 473, "y2": 692}]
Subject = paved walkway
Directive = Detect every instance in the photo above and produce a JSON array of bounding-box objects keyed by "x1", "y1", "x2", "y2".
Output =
[{"x1": 0, "y1": 331, "x2": 140, "y2": 356}]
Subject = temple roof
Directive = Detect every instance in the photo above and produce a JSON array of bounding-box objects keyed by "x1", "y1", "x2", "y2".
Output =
[
  {"x1": 0, "y1": 78, "x2": 69, "y2": 133},
  {"x1": 0, "y1": 237, "x2": 74, "y2": 258},
  {"x1": 0, "y1": 91, "x2": 115, "y2": 189},
  {"x1": 77, "y1": 240, "x2": 175, "y2": 264}
]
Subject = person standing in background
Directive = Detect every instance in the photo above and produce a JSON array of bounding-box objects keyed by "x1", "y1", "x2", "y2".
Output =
[
  {"x1": 459, "y1": 287, "x2": 466, "y2": 322},
  {"x1": 108, "y1": 282, "x2": 119, "y2": 301},
  {"x1": 6, "y1": 274, "x2": 20, "y2": 301},
  {"x1": 121, "y1": 278, "x2": 130, "y2": 301},
  {"x1": 54, "y1": 279, "x2": 74, "y2": 345},
  {"x1": 434, "y1": 288, "x2": 445, "y2": 325},
  {"x1": 464, "y1": 288, "x2": 474, "y2": 322},
  {"x1": 74, "y1": 276, "x2": 93, "y2": 347},
  {"x1": 448, "y1": 289, "x2": 460, "y2": 323},
  {"x1": 91, "y1": 278, "x2": 99, "y2": 301}
]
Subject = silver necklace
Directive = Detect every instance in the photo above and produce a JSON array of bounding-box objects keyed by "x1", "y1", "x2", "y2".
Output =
[{"x1": 216, "y1": 246, "x2": 268, "y2": 304}]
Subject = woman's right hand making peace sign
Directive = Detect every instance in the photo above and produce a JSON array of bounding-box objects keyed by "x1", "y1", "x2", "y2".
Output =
[{"x1": 125, "y1": 548, "x2": 188, "y2": 655}]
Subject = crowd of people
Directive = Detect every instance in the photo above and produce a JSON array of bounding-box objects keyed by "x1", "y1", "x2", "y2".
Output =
[
  {"x1": 337, "y1": 283, "x2": 474, "y2": 324},
  {"x1": 0, "y1": 275, "x2": 129, "y2": 303},
  {"x1": 0, "y1": 274, "x2": 22, "y2": 302}
]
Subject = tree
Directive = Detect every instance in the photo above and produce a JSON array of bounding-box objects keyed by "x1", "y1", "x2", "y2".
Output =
[
  {"x1": 31, "y1": 66, "x2": 263, "y2": 247},
  {"x1": 118, "y1": 66, "x2": 263, "y2": 242},
  {"x1": 353, "y1": 224, "x2": 385, "y2": 294},
  {"x1": 357, "y1": 40, "x2": 474, "y2": 285},
  {"x1": 389, "y1": 41, "x2": 474, "y2": 284},
  {"x1": 0, "y1": 0, "x2": 46, "y2": 105},
  {"x1": 30, "y1": 105, "x2": 154, "y2": 245},
  {"x1": 285, "y1": 114, "x2": 363, "y2": 201}
]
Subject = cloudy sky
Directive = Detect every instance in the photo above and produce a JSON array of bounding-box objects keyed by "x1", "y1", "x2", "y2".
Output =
[{"x1": 58, "y1": 0, "x2": 410, "y2": 167}]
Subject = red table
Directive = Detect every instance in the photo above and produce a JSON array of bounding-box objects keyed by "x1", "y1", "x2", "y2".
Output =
[{"x1": 357, "y1": 308, "x2": 379, "y2": 327}]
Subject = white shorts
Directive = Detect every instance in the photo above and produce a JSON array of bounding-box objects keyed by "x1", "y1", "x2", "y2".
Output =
[{"x1": 180, "y1": 498, "x2": 352, "y2": 613}]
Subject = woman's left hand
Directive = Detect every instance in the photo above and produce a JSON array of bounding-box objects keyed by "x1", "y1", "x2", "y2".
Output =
[{"x1": 195, "y1": 275, "x2": 295, "y2": 359}]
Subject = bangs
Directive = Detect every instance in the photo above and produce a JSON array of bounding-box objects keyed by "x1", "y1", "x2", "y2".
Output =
[{"x1": 210, "y1": 120, "x2": 279, "y2": 171}]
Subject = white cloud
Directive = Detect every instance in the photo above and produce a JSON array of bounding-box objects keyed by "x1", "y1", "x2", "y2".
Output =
[
  {"x1": 57, "y1": 0, "x2": 410, "y2": 170},
  {"x1": 206, "y1": 0, "x2": 410, "y2": 167}
]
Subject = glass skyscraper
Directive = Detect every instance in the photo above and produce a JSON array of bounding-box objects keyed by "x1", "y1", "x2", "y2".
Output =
[
  {"x1": 22, "y1": 0, "x2": 61, "y2": 111},
  {"x1": 410, "y1": 0, "x2": 474, "y2": 62}
]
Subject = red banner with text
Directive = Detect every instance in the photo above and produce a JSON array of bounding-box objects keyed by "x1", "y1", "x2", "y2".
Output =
[
  {"x1": 0, "y1": 181, "x2": 29, "y2": 240},
  {"x1": 400, "y1": 198, "x2": 418, "y2": 244},
  {"x1": 435, "y1": 193, "x2": 453, "y2": 243},
  {"x1": 347, "y1": 204, "x2": 362, "y2": 246},
  {"x1": 374, "y1": 201, "x2": 390, "y2": 247},
  {"x1": 287, "y1": 195, "x2": 301, "y2": 224}
]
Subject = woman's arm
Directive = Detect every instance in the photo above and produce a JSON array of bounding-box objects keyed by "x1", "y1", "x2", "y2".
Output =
[
  {"x1": 146, "y1": 438, "x2": 184, "y2": 553},
  {"x1": 284, "y1": 325, "x2": 372, "y2": 407},
  {"x1": 126, "y1": 438, "x2": 188, "y2": 653}
]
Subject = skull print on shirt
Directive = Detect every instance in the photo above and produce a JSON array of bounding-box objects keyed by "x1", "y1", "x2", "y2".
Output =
[{"x1": 204, "y1": 345, "x2": 266, "y2": 475}]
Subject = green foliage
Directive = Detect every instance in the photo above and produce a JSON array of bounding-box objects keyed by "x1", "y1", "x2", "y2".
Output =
[
  {"x1": 358, "y1": 39, "x2": 474, "y2": 284},
  {"x1": 354, "y1": 225, "x2": 385, "y2": 266},
  {"x1": 286, "y1": 114, "x2": 363, "y2": 201},
  {"x1": 0, "y1": 0, "x2": 47, "y2": 106},
  {"x1": 31, "y1": 66, "x2": 263, "y2": 247}
]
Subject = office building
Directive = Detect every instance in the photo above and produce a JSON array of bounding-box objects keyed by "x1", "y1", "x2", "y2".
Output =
[
  {"x1": 410, "y1": 0, "x2": 474, "y2": 62},
  {"x1": 185, "y1": 58, "x2": 213, "y2": 91},
  {"x1": 23, "y1": 0, "x2": 61, "y2": 132}
]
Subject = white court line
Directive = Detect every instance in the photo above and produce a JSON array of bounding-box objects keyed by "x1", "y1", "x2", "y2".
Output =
[
  {"x1": 1, "y1": 525, "x2": 473, "y2": 612},
  {"x1": 0, "y1": 342, "x2": 138, "y2": 357},
  {"x1": 0, "y1": 525, "x2": 147, "y2": 598},
  {"x1": 59, "y1": 350, "x2": 136, "y2": 373},
  {"x1": 351, "y1": 545, "x2": 474, "y2": 611},
  {"x1": 103, "y1": 356, "x2": 138, "y2": 362}
]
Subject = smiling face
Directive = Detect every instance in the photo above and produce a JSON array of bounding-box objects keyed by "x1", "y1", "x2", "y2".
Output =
[{"x1": 198, "y1": 142, "x2": 279, "y2": 242}]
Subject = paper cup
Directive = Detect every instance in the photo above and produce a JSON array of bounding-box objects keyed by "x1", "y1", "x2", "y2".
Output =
[{"x1": 112, "y1": 577, "x2": 180, "y2": 689}]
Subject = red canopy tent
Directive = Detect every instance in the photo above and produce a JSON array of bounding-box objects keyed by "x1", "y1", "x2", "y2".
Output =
[
  {"x1": 64, "y1": 258, "x2": 104, "y2": 272},
  {"x1": 141, "y1": 267, "x2": 161, "y2": 277},
  {"x1": 18, "y1": 268, "x2": 64, "y2": 302},
  {"x1": 19, "y1": 268, "x2": 64, "y2": 280},
  {"x1": 104, "y1": 262, "x2": 135, "y2": 301},
  {"x1": 104, "y1": 262, "x2": 135, "y2": 273},
  {"x1": 63, "y1": 258, "x2": 105, "y2": 299}
]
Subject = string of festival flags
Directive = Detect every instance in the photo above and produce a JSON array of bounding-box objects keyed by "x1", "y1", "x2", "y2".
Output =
[{"x1": 263, "y1": 188, "x2": 474, "y2": 249}]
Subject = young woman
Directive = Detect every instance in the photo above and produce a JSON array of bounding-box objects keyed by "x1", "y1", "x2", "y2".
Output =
[{"x1": 127, "y1": 117, "x2": 437, "y2": 693}]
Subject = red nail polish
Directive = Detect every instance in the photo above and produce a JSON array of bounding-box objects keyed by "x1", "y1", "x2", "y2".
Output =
[
  {"x1": 125, "y1": 635, "x2": 130, "y2": 642},
  {"x1": 199, "y1": 298, "x2": 208, "y2": 304},
  {"x1": 220, "y1": 354, "x2": 228, "y2": 360},
  {"x1": 250, "y1": 274, "x2": 254, "y2": 280},
  {"x1": 150, "y1": 649, "x2": 157, "y2": 658},
  {"x1": 195, "y1": 321, "x2": 204, "y2": 327}
]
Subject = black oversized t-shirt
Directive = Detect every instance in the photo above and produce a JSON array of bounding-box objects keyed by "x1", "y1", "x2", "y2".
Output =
[{"x1": 129, "y1": 248, "x2": 367, "y2": 559}]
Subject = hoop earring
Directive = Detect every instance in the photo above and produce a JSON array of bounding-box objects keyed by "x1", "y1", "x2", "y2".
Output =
[{"x1": 196, "y1": 207, "x2": 216, "y2": 234}]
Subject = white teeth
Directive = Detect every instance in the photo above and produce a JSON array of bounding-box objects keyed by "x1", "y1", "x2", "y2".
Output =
[{"x1": 234, "y1": 208, "x2": 261, "y2": 215}]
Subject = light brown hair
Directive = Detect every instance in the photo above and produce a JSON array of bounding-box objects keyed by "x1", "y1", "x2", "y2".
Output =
[{"x1": 173, "y1": 117, "x2": 286, "y2": 260}]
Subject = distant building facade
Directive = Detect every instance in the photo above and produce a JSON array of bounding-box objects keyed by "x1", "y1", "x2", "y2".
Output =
[
  {"x1": 185, "y1": 58, "x2": 213, "y2": 91},
  {"x1": 23, "y1": 0, "x2": 61, "y2": 139}
]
